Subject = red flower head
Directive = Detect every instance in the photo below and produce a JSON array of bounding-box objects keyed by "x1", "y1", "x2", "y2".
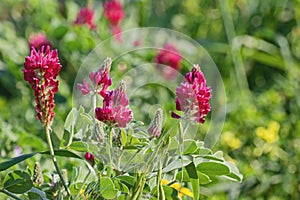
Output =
[
  {"x1": 77, "y1": 57, "x2": 112, "y2": 97},
  {"x1": 95, "y1": 80, "x2": 132, "y2": 128},
  {"x1": 28, "y1": 33, "x2": 51, "y2": 50},
  {"x1": 155, "y1": 43, "x2": 182, "y2": 79},
  {"x1": 171, "y1": 65, "x2": 211, "y2": 124},
  {"x1": 103, "y1": 0, "x2": 124, "y2": 26},
  {"x1": 23, "y1": 45, "x2": 62, "y2": 127},
  {"x1": 74, "y1": 7, "x2": 96, "y2": 30}
]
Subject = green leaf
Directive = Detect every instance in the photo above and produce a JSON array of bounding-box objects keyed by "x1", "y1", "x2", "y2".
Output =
[
  {"x1": 183, "y1": 140, "x2": 197, "y2": 155},
  {"x1": 176, "y1": 170, "x2": 190, "y2": 182},
  {"x1": 162, "y1": 185, "x2": 180, "y2": 200},
  {"x1": 197, "y1": 161, "x2": 230, "y2": 176},
  {"x1": 185, "y1": 162, "x2": 199, "y2": 200},
  {"x1": 41, "y1": 149, "x2": 82, "y2": 159},
  {"x1": 225, "y1": 162, "x2": 243, "y2": 182},
  {"x1": 28, "y1": 187, "x2": 49, "y2": 200},
  {"x1": 163, "y1": 159, "x2": 192, "y2": 173},
  {"x1": 100, "y1": 177, "x2": 118, "y2": 199},
  {"x1": 0, "y1": 152, "x2": 37, "y2": 171},
  {"x1": 64, "y1": 107, "x2": 77, "y2": 133},
  {"x1": 69, "y1": 141, "x2": 88, "y2": 152},
  {"x1": 198, "y1": 172, "x2": 212, "y2": 185},
  {"x1": 120, "y1": 129, "x2": 127, "y2": 147},
  {"x1": 3, "y1": 170, "x2": 33, "y2": 194},
  {"x1": 116, "y1": 175, "x2": 136, "y2": 187},
  {"x1": 0, "y1": 150, "x2": 81, "y2": 172},
  {"x1": 114, "y1": 180, "x2": 129, "y2": 194},
  {"x1": 80, "y1": 113, "x2": 94, "y2": 125},
  {"x1": 52, "y1": 25, "x2": 68, "y2": 38}
]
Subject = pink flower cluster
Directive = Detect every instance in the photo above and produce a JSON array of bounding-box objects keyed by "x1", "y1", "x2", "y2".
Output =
[
  {"x1": 77, "y1": 58, "x2": 112, "y2": 97},
  {"x1": 171, "y1": 65, "x2": 211, "y2": 124},
  {"x1": 95, "y1": 81, "x2": 132, "y2": 128},
  {"x1": 78, "y1": 58, "x2": 132, "y2": 128},
  {"x1": 74, "y1": 7, "x2": 96, "y2": 30},
  {"x1": 103, "y1": 0, "x2": 124, "y2": 41},
  {"x1": 23, "y1": 46, "x2": 62, "y2": 127},
  {"x1": 155, "y1": 43, "x2": 182, "y2": 79},
  {"x1": 28, "y1": 33, "x2": 51, "y2": 50}
]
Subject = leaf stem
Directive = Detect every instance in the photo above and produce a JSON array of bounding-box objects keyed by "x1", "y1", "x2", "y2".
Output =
[{"x1": 45, "y1": 126, "x2": 73, "y2": 199}]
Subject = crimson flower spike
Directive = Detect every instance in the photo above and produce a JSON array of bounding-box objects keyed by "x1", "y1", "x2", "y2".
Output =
[
  {"x1": 171, "y1": 64, "x2": 211, "y2": 124},
  {"x1": 23, "y1": 45, "x2": 62, "y2": 128}
]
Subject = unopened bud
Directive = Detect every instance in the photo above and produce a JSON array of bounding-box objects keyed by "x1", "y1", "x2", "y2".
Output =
[
  {"x1": 148, "y1": 108, "x2": 164, "y2": 137},
  {"x1": 61, "y1": 169, "x2": 69, "y2": 186},
  {"x1": 84, "y1": 152, "x2": 95, "y2": 165},
  {"x1": 103, "y1": 57, "x2": 112, "y2": 72},
  {"x1": 33, "y1": 162, "x2": 44, "y2": 186}
]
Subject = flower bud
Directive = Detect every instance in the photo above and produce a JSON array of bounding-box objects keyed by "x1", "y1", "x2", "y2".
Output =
[
  {"x1": 33, "y1": 162, "x2": 44, "y2": 186},
  {"x1": 148, "y1": 108, "x2": 164, "y2": 137}
]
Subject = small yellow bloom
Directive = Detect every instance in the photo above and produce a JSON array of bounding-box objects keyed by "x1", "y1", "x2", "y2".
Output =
[
  {"x1": 222, "y1": 132, "x2": 242, "y2": 150},
  {"x1": 80, "y1": 189, "x2": 90, "y2": 199},
  {"x1": 179, "y1": 187, "x2": 193, "y2": 197},
  {"x1": 161, "y1": 179, "x2": 193, "y2": 198},
  {"x1": 256, "y1": 121, "x2": 280, "y2": 143}
]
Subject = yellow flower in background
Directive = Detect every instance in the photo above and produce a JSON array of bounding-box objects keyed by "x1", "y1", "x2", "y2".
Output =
[
  {"x1": 80, "y1": 189, "x2": 90, "y2": 199},
  {"x1": 256, "y1": 121, "x2": 280, "y2": 143},
  {"x1": 222, "y1": 131, "x2": 242, "y2": 150},
  {"x1": 161, "y1": 179, "x2": 193, "y2": 198}
]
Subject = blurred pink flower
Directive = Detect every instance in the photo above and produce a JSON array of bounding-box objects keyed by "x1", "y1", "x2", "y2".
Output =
[
  {"x1": 74, "y1": 7, "x2": 96, "y2": 30},
  {"x1": 28, "y1": 33, "x2": 51, "y2": 50},
  {"x1": 155, "y1": 43, "x2": 182, "y2": 79},
  {"x1": 171, "y1": 65, "x2": 211, "y2": 124},
  {"x1": 77, "y1": 58, "x2": 112, "y2": 97},
  {"x1": 95, "y1": 81, "x2": 132, "y2": 128},
  {"x1": 103, "y1": 0, "x2": 124, "y2": 26},
  {"x1": 103, "y1": 0, "x2": 124, "y2": 41},
  {"x1": 23, "y1": 45, "x2": 62, "y2": 127}
]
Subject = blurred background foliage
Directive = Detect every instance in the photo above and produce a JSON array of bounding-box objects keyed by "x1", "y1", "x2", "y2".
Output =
[{"x1": 0, "y1": 0, "x2": 300, "y2": 199}]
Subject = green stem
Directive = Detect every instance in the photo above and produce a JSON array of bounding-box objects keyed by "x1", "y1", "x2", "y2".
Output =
[
  {"x1": 0, "y1": 189, "x2": 22, "y2": 200},
  {"x1": 45, "y1": 126, "x2": 73, "y2": 199},
  {"x1": 106, "y1": 127, "x2": 113, "y2": 177},
  {"x1": 157, "y1": 158, "x2": 165, "y2": 200},
  {"x1": 179, "y1": 121, "x2": 189, "y2": 182},
  {"x1": 130, "y1": 173, "x2": 146, "y2": 200}
]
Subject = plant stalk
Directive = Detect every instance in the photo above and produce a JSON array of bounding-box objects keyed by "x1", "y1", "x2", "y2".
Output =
[
  {"x1": 106, "y1": 127, "x2": 113, "y2": 177},
  {"x1": 45, "y1": 126, "x2": 73, "y2": 199}
]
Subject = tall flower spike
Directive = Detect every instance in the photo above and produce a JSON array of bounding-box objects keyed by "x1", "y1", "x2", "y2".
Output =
[
  {"x1": 23, "y1": 45, "x2": 62, "y2": 128},
  {"x1": 171, "y1": 65, "x2": 211, "y2": 124},
  {"x1": 77, "y1": 57, "x2": 112, "y2": 97},
  {"x1": 148, "y1": 108, "x2": 164, "y2": 137},
  {"x1": 95, "y1": 80, "x2": 132, "y2": 128}
]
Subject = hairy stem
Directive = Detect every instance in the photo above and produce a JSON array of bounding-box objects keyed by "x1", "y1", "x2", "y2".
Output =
[
  {"x1": 106, "y1": 127, "x2": 113, "y2": 177},
  {"x1": 46, "y1": 126, "x2": 73, "y2": 199}
]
